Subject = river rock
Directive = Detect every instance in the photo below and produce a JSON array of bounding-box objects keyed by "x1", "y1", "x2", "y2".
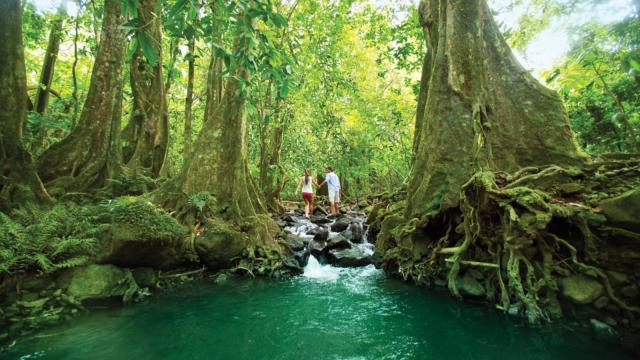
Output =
[
  {"x1": 350, "y1": 222, "x2": 364, "y2": 243},
  {"x1": 339, "y1": 229, "x2": 353, "y2": 241},
  {"x1": 294, "y1": 250, "x2": 310, "y2": 268},
  {"x1": 326, "y1": 234, "x2": 351, "y2": 250},
  {"x1": 457, "y1": 272, "x2": 485, "y2": 297},
  {"x1": 132, "y1": 267, "x2": 158, "y2": 288},
  {"x1": 590, "y1": 318, "x2": 615, "y2": 336},
  {"x1": 282, "y1": 256, "x2": 304, "y2": 275},
  {"x1": 285, "y1": 234, "x2": 306, "y2": 251},
  {"x1": 560, "y1": 274, "x2": 604, "y2": 304},
  {"x1": 310, "y1": 215, "x2": 332, "y2": 224},
  {"x1": 195, "y1": 219, "x2": 248, "y2": 270},
  {"x1": 326, "y1": 247, "x2": 372, "y2": 267},
  {"x1": 331, "y1": 218, "x2": 351, "y2": 232},
  {"x1": 598, "y1": 189, "x2": 640, "y2": 232},
  {"x1": 58, "y1": 264, "x2": 139, "y2": 304},
  {"x1": 308, "y1": 240, "x2": 327, "y2": 258},
  {"x1": 313, "y1": 206, "x2": 329, "y2": 216},
  {"x1": 313, "y1": 228, "x2": 329, "y2": 242}
]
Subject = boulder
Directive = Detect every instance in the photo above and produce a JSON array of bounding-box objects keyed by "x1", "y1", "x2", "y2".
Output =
[
  {"x1": 308, "y1": 240, "x2": 326, "y2": 258},
  {"x1": 457, "y1": 272, "x2": 485, "y2": 297},
  {"x1": 326, "y1": 234, "x2": 351, "y2": 250},
  {"x1": 285, "y1": 234, "x2": 306, "y2": 251},
  {"x1": 350, "y1": 222, "x2": 364, "y2": 243},
  {"x1": 326, "y1": 247, "x2": 372, "y2": 267},
  {"x1": 132, "y1": 267, "x2": 158, "y2": 288},
  {"x1": 313, "y1": 228, "x2": 329, "y2": 242},
  {"x1": 339, "y1": 229, "x2": 353, "y2": 241},
  {"x1": 58, "y1": 264, "x2": 139, "y2": 304},
  {"x1": 590, "y1": 318, "x2": 615, "y2": 336},
  {"x1": 282, "y1": 256, "x2": 304, "y2": 275},
  {"x1": 330, "y1": 218, "x2": 351, "y2": 232},
  {"x1": 195, "y1": 219, "x2": 248, "y2": 270},
  {"x1": 313, "y1": 206, "x2": 329, "y2": 216},
  {"x1": 95, "y1": 197, "x2": 188, "y2": 269},
  {"x1": 294, "y1": 250, "x2": 310, "y2": 268},
  {"x1": 598, "y1": 189, "x2": 640, "y2": 232},
  {"x1": 310, "y1": 215, "x2": 332, "y2": 224},
  {"x1": 560, "y1": 274, "x2": 604, "y2": 305}
]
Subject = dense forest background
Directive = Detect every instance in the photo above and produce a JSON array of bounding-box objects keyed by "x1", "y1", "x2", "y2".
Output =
[{"x1": 17, "y1": 0, "x2": 639, "y2": 201}]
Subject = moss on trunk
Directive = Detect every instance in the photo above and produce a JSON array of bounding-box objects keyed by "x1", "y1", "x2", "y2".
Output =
[
  {"x1": 36, "y1": 0, "x2": 127, "y2": 195},
  {"x1": 0, "y1": 0, "x2": 53, "y2": 208}
]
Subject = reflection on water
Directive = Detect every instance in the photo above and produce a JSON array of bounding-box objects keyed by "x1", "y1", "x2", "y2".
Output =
[{"x1": 2, "y1": 260, "x2": 636, "y2": 360}]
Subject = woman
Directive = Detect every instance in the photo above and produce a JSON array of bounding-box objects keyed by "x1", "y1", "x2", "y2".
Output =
[{"x1": 294, "y1": 169, "x2": 317, "y2": 218}]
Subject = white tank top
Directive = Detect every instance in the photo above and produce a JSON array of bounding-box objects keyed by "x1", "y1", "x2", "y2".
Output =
[{"x1": 301, "y1": 176, "x2": 313, "y2": 193}]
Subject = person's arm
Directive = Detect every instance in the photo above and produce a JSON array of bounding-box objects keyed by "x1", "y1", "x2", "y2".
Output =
[
  {"x1": 317, "y1": 180, "x2": 326, "y2": 188},
  {"x1": 294, "y1": 178, "x2": 302, "y2": 196}
]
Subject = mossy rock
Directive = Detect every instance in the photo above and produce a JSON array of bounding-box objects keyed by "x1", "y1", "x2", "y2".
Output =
[
  {"x1": 57, "y1": 264, "x2": 139, "y2": 304},
  {"x1": 599, "y1": 189, "x2": 640, "y2": 233},
  {"x1": 195, "y1": 218, "x2": 248, "y2": 270},
  {"x1": 95, "y1": 198, "x2": 188, "y2": 269},
  {"x1": 560, "y1": 274, "x2": 604, "y2": 305}
]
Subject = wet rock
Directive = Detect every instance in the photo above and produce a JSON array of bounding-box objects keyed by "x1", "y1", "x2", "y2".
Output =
[
  {"x1": 599, "y1": 189, "x2": 640, "y2": 232},
  {"x1": 294, "y1": 250, "x2": 310, "y2": 268},
  {"x1": 213, "y1": 273, "x2": 229, "y2": 284},
  {"x1": 507, "y1": 303, "x2": 521, "y2": 316},
  {"x1": 326, "y1": 234, "x2": 351, "y2": 250},
  {"x1": 457, "y1": 272, "x2": 484, "y2": 297},
  {"x1": 313, "y1": 228, "x2": 329, "y2": 242},
  {"x1": 132, "y1": 267, "x2": 157, "y2": 289},
  {"x1": 330, "y1": 218, "x2": 351, "y2": 232},
  {"x1": 350, "y1": 222, "x2": 364, "y2": 243},
  {"x1": 340, "y1": 229, "x2": 353, "y2": 241},
  {"x1": 313, "y1": 206, "x2": 329, "y2": 216},
  {"x1": 310, "y1": 215, "x2": 332, "y2": 224},
  {"x1": 326, "y1": 247, "x2": 372, "y2": 267},
  {"x1": 560, "y1": 274, "x2": 604, "y2": 304},
  {"x1": 308, "y1": 240, "x2": 326, "y2": 258},
  {"x1": 195, "y1": 219, "x2": 248, "y2": 270},
  {"x1": 282, "y1": 256, "x2": 304, "y2": 275},
  {"x1": 590, "y1": 318, "x2": 615, "y2": 336},
  {"x1": 58, "y1": 264, "x2": 139, "y2": 304},
  {"x1": 285, "y1": 234, "x2": 306, "y2": 251}
]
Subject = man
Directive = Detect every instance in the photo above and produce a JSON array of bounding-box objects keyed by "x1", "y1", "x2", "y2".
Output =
[{"x1": 318, "y1": 166, "x2": 341, "y2": 215}]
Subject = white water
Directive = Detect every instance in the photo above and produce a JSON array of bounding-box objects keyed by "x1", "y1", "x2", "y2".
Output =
[{"x1": 302, "y1": 255, "x2": 341, "y2": 281}]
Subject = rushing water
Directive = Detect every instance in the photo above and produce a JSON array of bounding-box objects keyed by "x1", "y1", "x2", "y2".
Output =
[{"x1": 1, "y1": 256, "x2": 636, "y2": 360}]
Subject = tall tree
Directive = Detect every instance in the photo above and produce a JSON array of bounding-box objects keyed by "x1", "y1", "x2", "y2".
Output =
[
  {"x1": 37, "y1": 0, "x2": 127, "y2": 194},
  {"x1": 34, "y1": 7, "x2": 65, "y2": 123},
  {"x1": 124, "y1": 0, "x2": 168, "y2": 176},
  {"x1": 407, "y1": 0, "x2": 586, "y2": 214},
  {"x1": 0, "y1": 0, "x2": 52, "y2": 207}
]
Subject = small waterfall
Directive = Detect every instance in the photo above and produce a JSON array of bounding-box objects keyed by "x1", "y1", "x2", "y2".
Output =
[{"x1": 303, "y1": 256, "x2": 340, "y2": 280}]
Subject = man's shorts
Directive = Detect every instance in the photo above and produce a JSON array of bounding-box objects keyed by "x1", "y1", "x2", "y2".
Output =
[{"x1": 328, "y1": 189, "x2": 341, "y2": 203}]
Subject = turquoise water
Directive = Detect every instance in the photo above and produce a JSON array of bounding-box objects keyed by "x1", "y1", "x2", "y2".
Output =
[{"x1": 2, "y1": 258, "x2": 636, "y2": 360}]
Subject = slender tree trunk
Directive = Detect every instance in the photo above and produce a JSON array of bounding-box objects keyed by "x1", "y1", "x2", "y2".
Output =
[
  {"x1": 413, "y1": 47, "x2": 430, "y2": 160},
  {"x1": 37, "y1": 0, "x2": 127, "y2": 194},
  {"x1": 125, "y1": 0, "x2": 167, "y2": 176},
  {"x1": 35, "y1": 12, "x2": 64, "y2": 115},
  {"x1": 0, "y1": 0, "x2": 52, "y2": 207},
  {"x1": 71, "y1": 10, "x2": 80, "y2": 128},
  {"x1": 184, "y1": 35, "x2": 195, "y2": 161}
]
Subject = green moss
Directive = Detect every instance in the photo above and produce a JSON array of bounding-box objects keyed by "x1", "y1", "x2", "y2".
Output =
[{"x1": 107, "y1": 197, "x2": 187, "y2": 242}]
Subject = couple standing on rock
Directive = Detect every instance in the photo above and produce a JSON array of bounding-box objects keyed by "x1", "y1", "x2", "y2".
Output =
[{"x1": 294, "y1": 167, "x2": 341, "y2": 218}]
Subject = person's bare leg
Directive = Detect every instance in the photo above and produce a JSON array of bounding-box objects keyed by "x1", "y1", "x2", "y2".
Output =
[
  {"x1": 304, "y1": 199, "x2": 310, "y2": 217},
  {"x1": 335, "y1": 202, "x2": 340, "y2": 214}
]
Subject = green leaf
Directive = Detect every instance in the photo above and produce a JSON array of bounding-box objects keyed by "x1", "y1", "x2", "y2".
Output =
[{"x1": 137, "y1": 33, "x2": 158, "y2": 66}]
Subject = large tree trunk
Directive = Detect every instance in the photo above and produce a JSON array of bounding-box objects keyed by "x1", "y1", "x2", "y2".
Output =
[
  {"x1": 35, "y1": 10, "x2": 64, "y2": 147},
  {"x1": 183, "y1": 35, "x2": 195, "y2": 161},
  {"x1": 125, "y1": 0, "x2": 167, "y2": 176},
  {"x1": 258, "y1": 96, "x2": 287, "y2": 213},
  {"x1": 406, "y1": 0, "x2": 586, "y2": 216},
  {"x1": 372, "y1": 0, "x2": 606, "y2": 324},
  {"x1": 0, "y1": 0, "x2": 52, "y2": 208},
  {"x1": 37, "y1": 0, "x2": 126, "y2": 194}
]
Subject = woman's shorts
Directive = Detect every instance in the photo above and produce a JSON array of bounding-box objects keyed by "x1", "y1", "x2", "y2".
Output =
[{"x1": 302, "y1": 192, "x2": 313, "y2": 201}]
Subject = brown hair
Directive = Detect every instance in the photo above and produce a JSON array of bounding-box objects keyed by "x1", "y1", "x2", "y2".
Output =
[{"x1": 304, "y1": 168, "x2": 311, "y2": 185}]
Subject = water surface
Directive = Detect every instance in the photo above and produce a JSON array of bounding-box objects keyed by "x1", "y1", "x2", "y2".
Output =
[{"x1": 2, "y1": 258, "x2": 635, "y2": 360}]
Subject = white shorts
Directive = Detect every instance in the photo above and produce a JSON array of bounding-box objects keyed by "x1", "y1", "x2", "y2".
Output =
[{"x1": 328, "y1": 189, "x2": 341, "y2": 203}]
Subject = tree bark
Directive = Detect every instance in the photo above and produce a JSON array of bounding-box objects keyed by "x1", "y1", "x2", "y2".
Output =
[
  {"x1": 37, "y1": 0, "x2": 127, "y2": 194},
  {"x1": 35, "y1": 10, "x2": 64, "y2": 139},
  {"x1": 125, "y1": 0, "x2": 168, "y2": 177},
  {"x1": 0, "y1": 0, "x2": 52, "y2": 207},
  {"x1": 183, "y1": 35, "x2": 195, "y2": 161},
  {"x1": 406, "y1": 0, "x2": 586, "y2": 217}
]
